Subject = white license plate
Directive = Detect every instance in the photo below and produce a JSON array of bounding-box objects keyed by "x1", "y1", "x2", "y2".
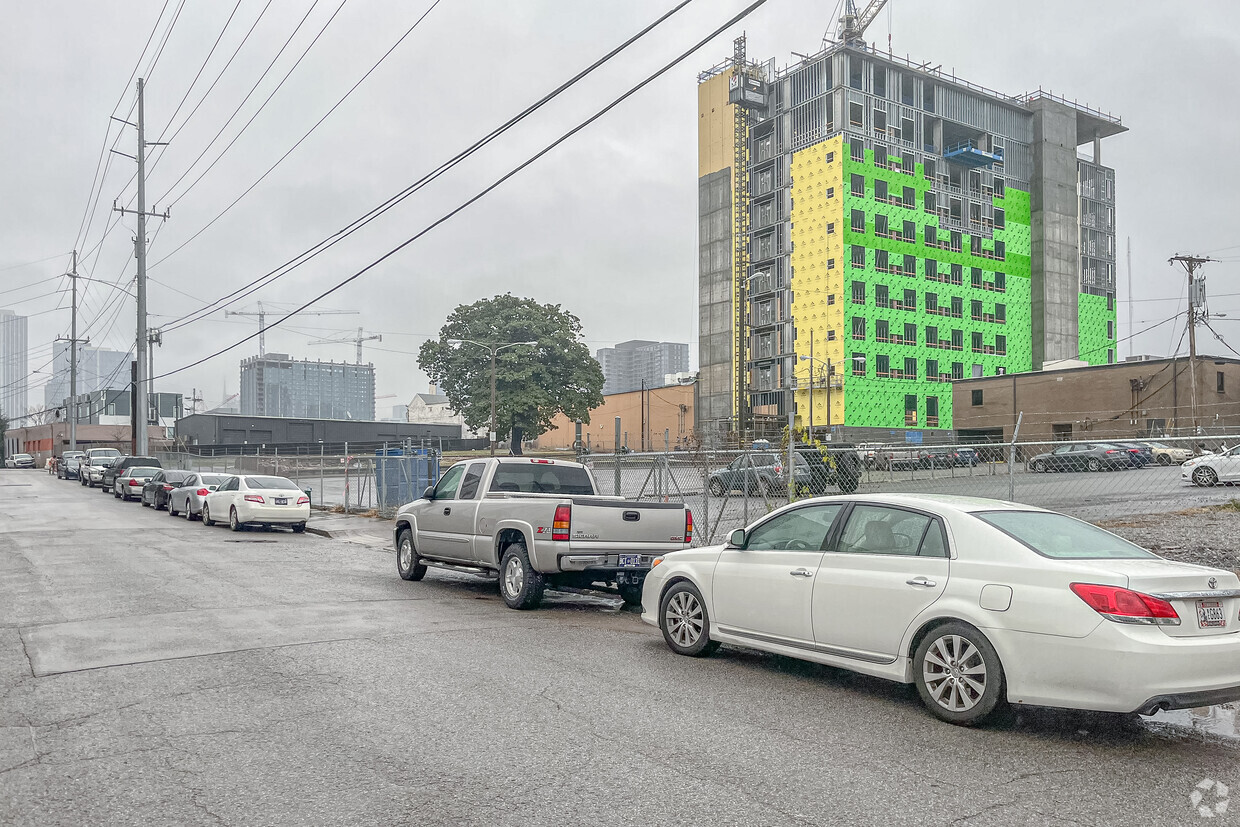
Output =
[
  {"x1": 274, "y1": 498, "x2": 288, "y2": 505},
  {"x1": 618, "y1": 554, "x2": 644, "y2": 568},
  {"x1": 1198, "y1": 600, "x2": 1226, "y2": 628}
]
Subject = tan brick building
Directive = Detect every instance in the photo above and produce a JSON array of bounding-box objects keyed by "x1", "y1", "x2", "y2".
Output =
[
  {"x1": 532, "y1": 384, "x2": 695, "y2": 452},
  {"x1": 951, "y1": 356, "x2": 1240, "y2": 444}
]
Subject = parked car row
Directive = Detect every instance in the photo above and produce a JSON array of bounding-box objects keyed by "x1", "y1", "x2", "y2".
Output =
[
  {"x1": 1024, "y1": 440, "x2": 1197, "y2": 473},
  {"x1": 707, "y1": 447, "x2": 863, "y2": 497},
  {"x1": 53, "y1": 451, "x2": 311, "y2": 532}
]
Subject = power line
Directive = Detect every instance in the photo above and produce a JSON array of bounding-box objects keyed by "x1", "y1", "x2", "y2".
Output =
[
  {"x1": 153, "y1": 0, "x2": 698, "y2": 331},
  {"x1": 154, "y1": 0, "x2": 771, "y2": 380},
  {"x1": 155, "y1": 0, "x2": 244, "y2": 143},
  {"x1": 141, "y1": 0, "x2": 187, "y2": 81}
]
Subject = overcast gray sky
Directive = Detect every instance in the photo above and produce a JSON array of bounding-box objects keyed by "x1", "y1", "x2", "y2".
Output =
[{"x1": 4, "y1": 0, "x2": 1240, "y2": 414}]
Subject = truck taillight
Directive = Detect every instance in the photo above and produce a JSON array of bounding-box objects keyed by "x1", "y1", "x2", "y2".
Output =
[
  {"x1": 552, "y1": 504, "x2": 571, "y2": 541},
  {"x1": 684, "y1": 509, "x2": 694, "y2": 544}
]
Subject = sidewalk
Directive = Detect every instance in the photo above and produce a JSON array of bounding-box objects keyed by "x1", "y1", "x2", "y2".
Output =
[{"x1": 305, "y1": 509, "x2": 393, "y2": 549}]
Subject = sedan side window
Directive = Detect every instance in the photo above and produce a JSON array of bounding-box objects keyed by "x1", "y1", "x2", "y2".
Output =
[
  {"x1": 837, "y1": 505, "x2": 933, "y2": 555},
  {"x1": 744, "y1": 504, "x2": 844, "y2": 551},
  {"x1": 918, "y1": 521, "x2": 949, "y2": 558}
]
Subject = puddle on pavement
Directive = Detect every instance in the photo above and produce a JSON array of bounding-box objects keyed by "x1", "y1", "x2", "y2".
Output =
[{"x1": 1145, "y1": 704, "x2": 1240, "y2": 741}]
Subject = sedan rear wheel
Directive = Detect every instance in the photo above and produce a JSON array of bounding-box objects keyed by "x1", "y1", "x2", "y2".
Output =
[
  {"x1": 1193, "y1": 466, "x2": 1219, "y2": 487},
  {"x1": 659, "y1": 581, "x2": 719, "y2": 657},
  {"x1": 202, "y1": 504, "x2": 215, "y2": 527},
  {"x1": 1157, "y1": 454, "x2": 1172, "y2": 466},
  {"x1": 168, "y1": 498, "x2": 178, "y2": 517},
  {"x1": 1031, "y1": 459, "x2": 1046, "y2": 473},
  {"x1": 709, "y1": 478, "x2": 726, "y2": 497},
  {"x1": 229, "y1": 507, "x2": 245, "y2": 532},
  {"x1": 914, "y1": 623, "x2": 1005, "y2": 725},
  {"x1": 1086, "y1": 457, "x2": 1101, "y2": 472}
]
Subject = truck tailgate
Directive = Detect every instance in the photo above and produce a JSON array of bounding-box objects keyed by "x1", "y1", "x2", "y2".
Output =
[{"x1": 567, "y1": 498, "x2": 689, "y2": 550}]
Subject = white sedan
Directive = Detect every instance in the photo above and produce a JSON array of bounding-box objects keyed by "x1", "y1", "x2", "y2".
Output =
[
  {"x1": 1182, "y1": 445, "x2": 1240, "y2": 486},
  {"x1": 642, "y1": 493, "x2": 1240, "y2": 725},
  {"x1": 202, "y1": 475, "x2": 310, "y2": 533}
]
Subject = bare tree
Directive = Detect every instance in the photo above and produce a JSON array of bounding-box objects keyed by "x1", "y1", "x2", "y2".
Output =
[{"x1": 25, "y1": 406, "x2": 56, "y2": 426}]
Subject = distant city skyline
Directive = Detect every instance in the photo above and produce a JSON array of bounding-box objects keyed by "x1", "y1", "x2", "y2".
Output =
[{"x1": 0, "y1": 309, "x2": 28, "y2": 419}]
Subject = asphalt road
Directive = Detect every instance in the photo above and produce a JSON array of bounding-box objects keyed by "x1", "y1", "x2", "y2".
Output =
[{"x1": 2, "y1": 469, "x2": 1238, "y2": 826}]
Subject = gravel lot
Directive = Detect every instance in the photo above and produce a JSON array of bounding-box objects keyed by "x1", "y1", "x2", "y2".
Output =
[{"x1": 1099, "y1": 502, "x2": 1240, "y2": 572}]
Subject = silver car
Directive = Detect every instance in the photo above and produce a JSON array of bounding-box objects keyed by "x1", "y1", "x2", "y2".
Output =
[
  {"x1": 114, "y1": 466, "x2": 161, "y2": 501},
  {"x1": 169, "y1": 473, "x2": 230, "y2": 520}
]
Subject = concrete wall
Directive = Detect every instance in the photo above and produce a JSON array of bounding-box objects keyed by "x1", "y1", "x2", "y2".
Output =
[
  {"x1": 532, "y1": 384, "x2": 694, "y2": 452},
  {"x1": 174, "y1": 414, "x2": 462, "y2": 449},
  {"x1": 1028, "y1": 99, "x2": 1081, "y2": 368},
  {"x1": 951, "y1": 358, "x2": 1240, "y2": 443}
]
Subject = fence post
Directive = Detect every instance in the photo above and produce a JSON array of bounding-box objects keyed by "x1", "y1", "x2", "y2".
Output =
[
  {"x1": 381, "y1": 443, "x2": 388, "y2": 514},
  {"x1": 613, "y1": 416, "x2": 622, "y2": 496},
  {"x1": 344, "y1": 441, "x2": 349, "y2": 515},
  {"x1": 1008, "y1": 412, "x2": 1023, "y2": 502}
]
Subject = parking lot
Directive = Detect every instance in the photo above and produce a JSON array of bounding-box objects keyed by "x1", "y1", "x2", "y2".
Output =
[{"x1": 2, "y1": 468, "x2": 1239, "y2": 825}]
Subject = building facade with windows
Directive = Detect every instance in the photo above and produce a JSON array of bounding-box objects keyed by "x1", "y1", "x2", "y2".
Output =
[
  {"x1": 696, "y1": 38, "x2": 1124, "y2": 442},
  {"x1": 239, "y1": 354, "x2": 375, "y2": 421},
  {"x1": 42, "y1": 343, "x2": 130, "y2": 410},
  {"x1": 0, "y1": 309, "x2": 28, "y2": 420},
  {"x1": 596, "y1": 340, "x2": 690, "y2": 396}
]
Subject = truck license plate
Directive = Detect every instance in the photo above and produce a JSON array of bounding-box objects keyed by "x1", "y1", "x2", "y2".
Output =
[
  {"x1": 618, "y1": 555, "x2": 644, "y2": 568},
  {"x1": 1198, "y1": 600, "x2": 1226, "y2": 628},
  {"x1": 274, "y1": 498, "x2": 288, "y2": 505}
]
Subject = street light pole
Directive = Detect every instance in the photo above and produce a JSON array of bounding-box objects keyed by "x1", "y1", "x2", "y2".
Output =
[
  {"x1": 490, "y1": 348, "x2": 498, "y2": 457},
  {"x1": 448, "y1": 338, "x2": 537, "y2": 457}
]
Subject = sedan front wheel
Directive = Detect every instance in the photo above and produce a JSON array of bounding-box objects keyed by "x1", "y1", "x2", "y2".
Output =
[
  {"x1": 658, "y1": 581, "x2": 719, "y2": 657},
  {"x1": 913, "y1": 622, "x2": 1006, "y2": 726},
  {"x1": 1193, "y1": 467, "x2": 1219, "y2": 487}
]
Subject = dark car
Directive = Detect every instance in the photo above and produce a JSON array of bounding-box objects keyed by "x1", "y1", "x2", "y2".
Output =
[
  {"x1": 708, "y1": 452, "x2": 811, "y2": 497},
  {"x1": 100, "y1": 456, "x2": 162, "y2": 492},
  {"x1": 1114, "y1": 441, "x2": 1154, "y2": 467},
  {"x1": 141, "y1": 469, "x2": 194, "y2": 510},
  {"x1": 57, "y1": 451, "x2": 86, "y2": 479},
  {"x1": 952, "y1": 447, "x2": 980, "y2": 467},
  {"x1": 918, "y1": 447, "x2": 955, "y2": 469},
  {"x1": 795, "y1": 445, "x2": 862, "y2": 495},
  {"x1": 1026, "y1": 442, "x2": 1134, "y2": 473}
]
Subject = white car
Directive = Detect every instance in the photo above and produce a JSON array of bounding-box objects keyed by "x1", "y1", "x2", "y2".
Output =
[
  {"x1": 1182, "y1": 445, "x2": 1240, "y2": 486},
  {"x1": 202, "y1": 475, "x2": 310, "y2": 533},
  {"x1": 642, "y1": 494, "x2": 1240, "y2": 725}
]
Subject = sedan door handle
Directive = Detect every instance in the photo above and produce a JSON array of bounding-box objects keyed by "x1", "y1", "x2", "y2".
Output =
[
  {"x1": 906, "y1": 577, "x2": 937, "y2": 588},
  {"x1": 789, "y1": 568, "x2": 814, "y2": 578},
  {"x1": 443, "y1": 507, "x2": 451, "y2": 515}
]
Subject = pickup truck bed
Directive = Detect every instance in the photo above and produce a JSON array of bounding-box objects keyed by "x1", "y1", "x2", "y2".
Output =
[{"x1": 393, "y1": 457, "x2": 692, "y2": 608}]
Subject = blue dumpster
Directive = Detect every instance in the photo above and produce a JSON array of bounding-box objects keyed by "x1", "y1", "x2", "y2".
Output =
[{"x1": 374, "y1": 448, "x2": 439, "y2": 508}]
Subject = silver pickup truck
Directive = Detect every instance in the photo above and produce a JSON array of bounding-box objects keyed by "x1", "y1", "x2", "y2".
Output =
[{"x1": 393, "y1": 457, "x2": 693, "y2": 609}]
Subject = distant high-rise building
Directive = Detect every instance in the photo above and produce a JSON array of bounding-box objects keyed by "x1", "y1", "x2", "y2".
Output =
[
  {"x1": 43, "y1": 343, "x2": 130, "y2": 410},
  {"x1": 0, "y1": 309, "x2": 28, "y2": 419},
  {"x1": 596, "y1": 340, "x2": 690, "y2": 395},
  {"x1": 240, "y1": 353, "x2": 376, "y2": 420}
]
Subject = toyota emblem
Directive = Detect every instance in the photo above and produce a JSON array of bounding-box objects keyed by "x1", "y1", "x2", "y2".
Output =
[{"x1": 1209, "y1": 577, "x2": 1219, "y2": 590}]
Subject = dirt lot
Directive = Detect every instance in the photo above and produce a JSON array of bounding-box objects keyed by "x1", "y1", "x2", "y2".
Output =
[{"x1": 1099, "y1": 502, "x2": 1240, "y2": 572}]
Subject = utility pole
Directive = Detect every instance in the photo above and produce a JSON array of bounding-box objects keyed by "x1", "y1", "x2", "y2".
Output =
[
  {"x1": 67, "y1": 251, "x2": 85, "y2": 452},
  {"x1": 148, "y1": 327, "x2": 162, "y2": 427},
  {"x1": 1169, "y1": 254, "x2": 1215, "y2": 435},
  {"x1": 1126, "y1": 238, "x2": 1133, "y2": 359},
  {"x1": 112, "y1": 78, "x2": 169, "y2": 457}
]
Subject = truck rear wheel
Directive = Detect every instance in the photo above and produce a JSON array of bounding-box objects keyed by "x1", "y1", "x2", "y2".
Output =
[
  {"x1": 618, "y1": 582, "x2": 644, "y2": 608},
  {"x1": 499, "y1": 542, "x2": 544, "y2": 610}
]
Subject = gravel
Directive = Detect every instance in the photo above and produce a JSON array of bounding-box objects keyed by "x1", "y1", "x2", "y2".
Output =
[{"x1": 1098, "y1": 505, "x2": 1240, "y2": 572}]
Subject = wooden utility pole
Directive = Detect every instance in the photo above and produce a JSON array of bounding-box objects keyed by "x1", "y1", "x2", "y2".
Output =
[{"x1": 1168, "y1": 254, "x2": 1215, "y2": 435}]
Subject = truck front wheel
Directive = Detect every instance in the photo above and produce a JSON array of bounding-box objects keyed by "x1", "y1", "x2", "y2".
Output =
[
  {"x1": 499, "y1": 542, "x2": 545, "y2": 609},
  {"x1": 396, "y1": 528, "x2": 427, "y2": 581}
]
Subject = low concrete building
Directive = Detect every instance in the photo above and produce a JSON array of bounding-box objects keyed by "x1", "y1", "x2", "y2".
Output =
[
  {"x1": 174, "y1": 413, "x2": 471, "y2": 452},
  {"x1": 951, "y1": 355, "x2": 1240, "y2": 444},
  {"x1": 532, "y1": 384, "x2": 695, "y2": 452},
  {"x1": 3, "y1": 423, "x2": 170, "y2": 465}
]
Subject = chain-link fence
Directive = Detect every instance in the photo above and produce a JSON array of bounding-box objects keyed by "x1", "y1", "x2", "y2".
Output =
[
  {"x1": 155, "y1": 444, "x2": 440, "y2": 516},
  {"x1": 582, "y1": 433, "x2": 1240, "y2": 545}
]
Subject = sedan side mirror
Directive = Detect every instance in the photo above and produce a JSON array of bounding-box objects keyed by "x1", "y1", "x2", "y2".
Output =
[
  {"x1": 422, "y1": 486, "x2": 436, "y2": 501},
  {"x1": 727, "y1": 528, "x2": 747, "y2": 549}
]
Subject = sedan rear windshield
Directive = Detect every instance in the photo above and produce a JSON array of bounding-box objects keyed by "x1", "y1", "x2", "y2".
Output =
[
  {"x1": 974, "y1": 511, "x2": 1157, "y2": 559},
  {"x1": 199, "y1": 475, "x2": 228, "y2": 486},
  {"x1": 489, "y1": 463, "x2": 595, "y2": 495},
  {"x1": 245, "y1": 476, "x2": 299, "y2": 490},
  {"x1": 126, "y1": 467, "x2": 161, "y2": 477}
]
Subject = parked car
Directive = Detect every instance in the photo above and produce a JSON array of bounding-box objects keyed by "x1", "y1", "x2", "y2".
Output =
[
  {"x1": 57, "y1": 451, "x2": 86, "y2": 480},
  {"x1": 114, "y1": 466, "x2": 161, "y2": 501},
  {"x1": 952, "y1": 447, "x2": 981, "y2": 467},
  {"x1": 918, "y1": 447, "x2": 955, "y2": 469},
  {"x1": 874, "y1": 446, "x2": 920, "y2": 471},
  {"x1": 100, "y1": 455, "x2": 161, "y2": 492},
  {"x1": 81, "y1": 448, "x2": 122, "y2": 487},
  {"x1": 1026, "y1": 442, "x2": 1134, "y2": 473},
  {"x1": 707, "y1": 452, "x2": 811, "y2": 497},
  {"x1": 795, "y1": 445, "x2": 862, "y2": 495},
  {"x1": 393, "y1": 457, "x2": 692, "y2": 608},
  {"x1": 1182, "y1": 445, "x2": 1240, "y2": 486},
  {"x1": 8, "y1": 453, "x2": 35, "y2": 469},
  {"x1": 642, "y1": 493, "x2": 1240, "y2": 725},
  {"x1": 141, "y1": 469, "x2": 195, "y2": 510},
  {"x1": 202, "y1": 475, "x2": 310, "y2": 532},
  {"x1": 168, "y1": 473, "x2": 230, "y2": 519},
  {"x1": 1114, "y1": 441, "x2": 1154, "y2": 467},
  {"x1": 1145, "y1": 441, "x2": 1193, "y2": 466}
]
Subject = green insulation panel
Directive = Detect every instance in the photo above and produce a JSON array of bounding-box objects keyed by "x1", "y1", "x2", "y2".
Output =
[
  {"x1": 1077, "y1": 292, "x2": 1117, "y2": 366},
  {"x1": 837, "y1": 140, "x2": 1033, "y2": 430}
]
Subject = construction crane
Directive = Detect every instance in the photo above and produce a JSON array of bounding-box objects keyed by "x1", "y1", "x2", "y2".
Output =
[
  {"x1": 309, "y1": 327, "x2": 382, "y2": 364},
  {"x1": 225, "y1": 301, "x2": 359, "y2": 357},
  {"x1": 835, "y1": 0, "x2": 889, "y2": 48}
]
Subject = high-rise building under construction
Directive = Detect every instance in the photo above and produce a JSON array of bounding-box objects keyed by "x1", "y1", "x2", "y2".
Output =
[{"x1": 696, "y1": 17, "x2": 1125, "y2": 444}]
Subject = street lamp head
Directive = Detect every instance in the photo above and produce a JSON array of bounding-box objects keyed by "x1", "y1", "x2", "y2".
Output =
[
  {"x1": 519, "y1": 341, "x2": 537, "y2": 347},
  {"x1": 446, "y1": 339, "x2": 463, "y2": 346}
]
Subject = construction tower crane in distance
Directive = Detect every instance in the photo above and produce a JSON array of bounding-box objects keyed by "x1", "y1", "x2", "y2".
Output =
[
  {"x1": 835, "y1": 0, "x2": 890, "y2": 48},
  {"x1": 225, "y1": 301, "x2": 358, "y2": 357},
  {"x1": 309, "y1": 327, "x2": 382, "y2": 364}
]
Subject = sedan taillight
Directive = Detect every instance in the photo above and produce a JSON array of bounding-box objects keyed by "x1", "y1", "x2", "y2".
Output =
[
  {"x1": 128, "y1": 479, "x2": 141, "y2": 486},
  {"x1": 244, "y1": 494, "x2": 264, "y2": 504},
  {"x1": 1070, "y1": 582, "x2": 1181, "y2": 626},
  {"x1": 296, "y1": 496, "x2": 310, "y2": 505},
  {"x1": 162, "y1": 485, "x2": 174, "y2": 491},
  {"x1": 196, "y1": 488, "x2": 209, "y2": 496}
]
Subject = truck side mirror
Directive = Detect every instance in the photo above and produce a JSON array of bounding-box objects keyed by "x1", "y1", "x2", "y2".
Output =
[
  {"x1": 727, "y1": 528, "x2": 746, "y2": 549},
  {"x1": 422, "y1": 486, "x2": 436, "y2": 501}
]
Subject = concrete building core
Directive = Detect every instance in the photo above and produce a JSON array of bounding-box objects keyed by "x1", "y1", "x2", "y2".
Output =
[
  {"x1": 696, "y1": 39, "x2": 1126, "y2": 445},
  {"x1": 240, "y1": 353, "x2": 376, "y2": 421}
]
